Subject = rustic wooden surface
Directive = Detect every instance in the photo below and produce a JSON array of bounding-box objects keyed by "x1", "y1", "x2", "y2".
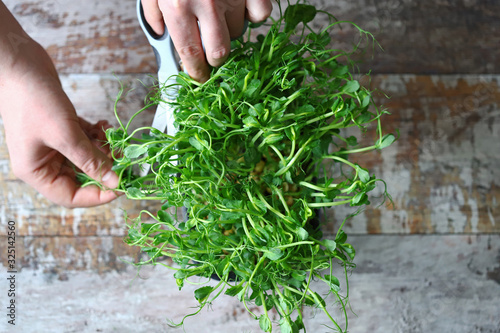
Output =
[
  {"x1": 0, "y1": 0, "x2": 499, "y2": 332},
  {"x1": 5, "y1": 0, "x2": 500, "y2": 75},
  {"x1": 1, "y1": 235, "x2": 499, "y2": 333}
]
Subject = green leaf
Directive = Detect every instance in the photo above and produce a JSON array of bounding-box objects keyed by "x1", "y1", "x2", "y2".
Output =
[
  {"x1": 220, "y1": 82, "x2": 233, "y2": 101},
  {"x1": 297, "y1": 227, "x2": 309, "y2": 241},
  {"x1": 377, "y1": 133, "x2": 396, "y2": 149},
  {"x1": 351, "y1": 192, "x2": 368, "y2": 206},
  {"x1": 264, "y1": 247, "x2": 283, "y2": 261},
  {"x1": 244, "y1": 147, "x2": 261, "y2": 164},
  {"x1": 189, "y1": 136, "x2": 204, "y2": 151},
  {"x1": 123, "y1": 145, "x2": 147, "y2": 159},
  {"x1": 126, "y1": 187, "x2": 143, "y2": 199},
  {"x1": 244, "y1": 79, "x2": 261, "y2": 98},
  {"x1": 140, "y1": 223, "x2": 156, "y2": 234},
  {"x1": 284, "y1": 4, "x2": 317, "y2": 32},
  {"x1": 263, "y1": 133, "x2": 284, "y2": 145},
  {"x1": 343, "y1": 80, "x2": 360, "y2": 93},
  {"x1": 323, "y1": 239, "x2": 337, "y2": 252},
  {"x1": 361, "y1": 94, "x2": 371, "y2": 108},
  {"x1": 287, "y1": 277, "x2": 302, "y2": 289},
  {"x1": 243, "y1": 116, "x2": 260, "y2": 128},
  {"x1": 225, "y1": 284, "x2": 243, "y2": 297},
  {"x1": 313, "y1": 292, "x2": 326, "y2": 308},
  {"x1": 223, "y1": 199, "x2": 243, "y2": 209},
  {"x1": 324, "y1": 274, "x2": 341, "y2": 292},
  {"x1": 153, "y1": 232, "x2": 170, "y2": 246},
  {"x1": 220, "y1": 211, "x2": 245, "y2": 220},
  {"x1": 194, "y1": 286, "x2": 213, "y2": 303},
  {"x1": 292, "y1": 271, "x2": 307, "y2": 282},
  {"x1": 350, "y1": 192, "x2": 368, "y2": 206},
  {"x1": 259, "y1": 314, "x2": 272, "y2": 332},
  {"x1": 356, "y1": 166, "x2": 370, "y2": 183},
  {"x1": 346, "y1": 135, "x2": 358, "y2": 146},
  {"x1": 279, "y1": 318, "x2": 293, "y2": 333},
  {"x1": 336, "y1": 230, "x2": 347, "y2": 244},
  {"x1": 331, "y1": 65, "x2": 348, "y2": 78},
  {"x1": 126, "y1": 228, "x2": 142, "y2": 243},
  {"x1": 157, "y1": 210, "x2": 173, "y2": 223},
  {"x1": 174, "y1": 270, "x2": 187, "y2": 279},
  {"x1": 296, "y1": 104, "x2": 314, "y2": 115},
  {"x1": 340, "y1": 243, "x2": 356, "y2": 259}
]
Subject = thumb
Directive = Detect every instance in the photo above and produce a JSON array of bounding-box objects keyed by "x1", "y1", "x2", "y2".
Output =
[{"x1": 53, "y1": 124, "x2": 119, "y2": 189}]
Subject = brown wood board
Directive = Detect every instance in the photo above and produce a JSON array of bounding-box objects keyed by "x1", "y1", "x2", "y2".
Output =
[
  {"x1": 4, "y1": 0, "x2": 499, "y2": 75},
  {"x1": 1, "y1": 74, "x2": 498, "y2": 236}
]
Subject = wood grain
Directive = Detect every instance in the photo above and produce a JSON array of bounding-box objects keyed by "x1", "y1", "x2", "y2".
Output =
[
  {"x1": 0, "y1": 236, "x2": 141, "y2": 273},
  {"x1": 1, "y1": 1, "x2": 498, "y2": 332},
  {"x1": 326, "y1": 75, "x2": 500, "y2": 234},
  {"x1": 4, "y1": 0, "x2": 499, "y2": 75},
  {"x1": 1, "y1": 235, "x2": 498, "y2": 332},
  {"x1": 1, "y1": 74, "x2": 498, "y2": 237}
]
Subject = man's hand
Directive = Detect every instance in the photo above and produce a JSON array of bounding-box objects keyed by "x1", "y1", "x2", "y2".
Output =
[
  {"x1": 0, "y1": 2, "x2": 120, "y2": 208},
  {"x1": 141, "y1": 0, "x2": 272, "y2": 82}
]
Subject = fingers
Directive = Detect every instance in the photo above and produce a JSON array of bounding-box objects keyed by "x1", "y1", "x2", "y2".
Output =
[
  {"x1": 161, "y1": 3, "x2": 211, "y2": 82},
  {"x1": 29, "y1": 144, "x2": 120, "y2": 208},
  {"x1": 141, "y1": 0, "x2": 273, "y2": 83},
  {"x1": 224, "y1": 1, "x2": 247, "y2": 40},
  {"x1": 141, "y1": 0, "x2": 165, "y2": 36},
  {"x1": 49, "y1": 118, "x2": 119, "y2": 192},
  {"x1": 246, "y1": 0, "x2": 273, "y2": 23},
  {"x1": 50, "y1": 175, "x2": 120, "y2": 208},
  {"x1": 197, "y1": 7, "x2": 233, "y2": 68}
]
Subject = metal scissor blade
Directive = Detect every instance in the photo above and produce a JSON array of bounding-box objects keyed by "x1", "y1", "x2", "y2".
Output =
[{"x1": 137, "y1": 0, "x2": 180, "y2": 177}]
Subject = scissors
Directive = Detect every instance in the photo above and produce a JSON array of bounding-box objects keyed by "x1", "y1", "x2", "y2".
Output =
[
  {"x1": 136, "y1": 0, "x2": 182, "y2": 176},
  {"x1": 136, "y1": 0, "x2": 248, "y2": 176}
]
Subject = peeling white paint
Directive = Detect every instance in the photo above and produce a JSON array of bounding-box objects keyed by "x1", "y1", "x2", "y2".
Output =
[
  {"x1": 381, "y1": 208, "x2": 409, "y2": 233},
  {"x1": 60, "y1": 208, "x2": 66, "y2": 226},
  {"x1": 431, "y1": 185, "x2": 467, "y2": 233},
  {"x1": 488, "y1": 207, "x2": 496, "y2": 226},
  {"x1": 72, "y1": 208, "x2": 84, "y2": 236},
  {"x1": 468, "y1": 198, "x2": 479, "y2": 233},
  {"x1": 459, "y1": 166, "x2": 473, "y2": 189}
]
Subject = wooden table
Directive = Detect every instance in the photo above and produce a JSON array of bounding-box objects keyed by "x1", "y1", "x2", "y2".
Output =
[{"x1": 1, "y1": 1, "x2": 499, "y2": 332}]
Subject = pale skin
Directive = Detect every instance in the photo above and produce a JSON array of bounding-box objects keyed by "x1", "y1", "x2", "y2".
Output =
[{"x1": 0, "y1": 0, "x2": 272, "y2": 208}]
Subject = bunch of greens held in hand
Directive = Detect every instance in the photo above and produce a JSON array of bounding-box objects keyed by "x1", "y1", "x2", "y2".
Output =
[{"x1": 81, "y1": 1, "x2": 395, "y2": 332}]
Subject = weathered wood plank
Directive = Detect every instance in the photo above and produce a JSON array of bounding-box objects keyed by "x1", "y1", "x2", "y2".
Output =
[
  {"x1": 0, "y1": 236, "x2": 141, "y2": 273},
  {"x1": 315, "y1": 0, "x2": 500, "y2": 74},
  {"x1": 4, "y1": 0, "x2": 499, "y2": 75},
  {"x1": 4, "y1": 0, "x2": 156, "y2": 74},
  {"x1": 1, "y1": 235, "x2": 498, "y2": 332},
  {"x1": 1, "y1": 74, "x2": 498, "y2": 235},
  {"x1": 326, "y1": 75, "x2": 500, "y2": 234}
]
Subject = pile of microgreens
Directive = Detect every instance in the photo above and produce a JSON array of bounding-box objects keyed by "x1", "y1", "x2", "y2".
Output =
[{"x1": 81, "y1": 1, "x2": 394, "y2": 332}]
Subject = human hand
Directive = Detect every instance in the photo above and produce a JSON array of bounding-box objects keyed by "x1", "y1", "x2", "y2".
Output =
[
  {"x1": 141, "y1": 0, "x2": 273, "y2": 82},
  {"x1": 0, "y1": 38, "x2": 120, "y2": 208}
]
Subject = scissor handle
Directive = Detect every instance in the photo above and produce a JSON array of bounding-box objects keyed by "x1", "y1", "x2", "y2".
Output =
[{"x1": 137, "y1": 0, "x2": 179, "y2": 88}]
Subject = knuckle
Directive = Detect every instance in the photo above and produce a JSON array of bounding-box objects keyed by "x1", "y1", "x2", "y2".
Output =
[
  {"x1": 177, "y1": 44, "x2": 204, "y2": 59},
  {"x1": 189, "y1": 67, "x2": 209, "y2": 82},
  {"x1": 80, "y1": 156, "x2": 103, "y2": 178},
  {"x1": 168, "y1": 0, "x2": 194, "y2": 12},
  {"x1": 248, "y1": 1, "x2": 273, "y2": 22},
  {"x1": 211, "y1": 46, "x2": 228, "y2": 61}
]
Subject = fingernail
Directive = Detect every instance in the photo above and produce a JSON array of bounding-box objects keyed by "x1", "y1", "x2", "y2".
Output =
[{"x1": 102, "y1": 170, "x2": 119, "y2": 188}]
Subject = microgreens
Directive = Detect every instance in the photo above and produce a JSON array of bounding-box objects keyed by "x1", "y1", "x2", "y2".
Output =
[{"x1": 80, "y1": 1, "x2": 395, "y2": 332}]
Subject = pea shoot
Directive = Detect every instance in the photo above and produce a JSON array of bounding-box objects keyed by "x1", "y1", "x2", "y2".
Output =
[{"x1": 82, "y1": 1, "x2": 395, "y2": 332}]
